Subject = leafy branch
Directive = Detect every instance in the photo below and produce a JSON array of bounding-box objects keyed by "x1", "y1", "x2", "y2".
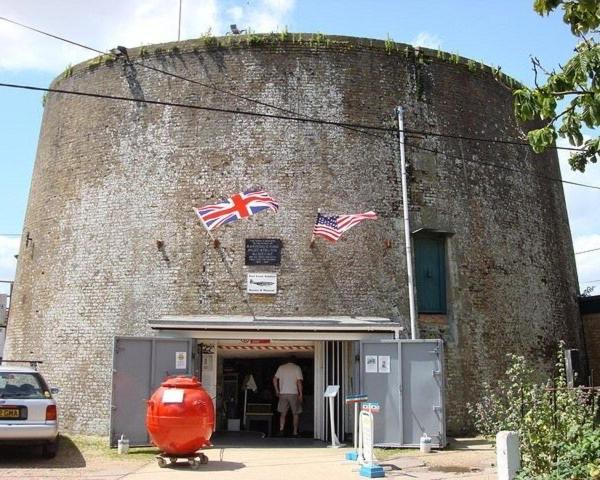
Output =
[{"x1": 514, "y1": 0, "x2": 600, "y2": 172}]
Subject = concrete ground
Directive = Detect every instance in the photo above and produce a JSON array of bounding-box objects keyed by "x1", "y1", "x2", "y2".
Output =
[{"x1": 0, "y1": 436, "x2": 497, "y2": 480}]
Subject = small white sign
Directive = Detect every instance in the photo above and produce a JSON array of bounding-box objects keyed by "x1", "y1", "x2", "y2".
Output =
[
  {"x1": 162, "y1": 388, "x2": 184, "y2": 403},
  {"x1": 175, "y1": 351, "x2": 187, "y2": 369},
  {"x1": 365, "y1": 355, "x2": 378, "y2": 373},
  {"x1": 378, "y1": 355, "x2": 391, "y2": 373},
  {"x1": 324, "y1": 385, "x2": 340, "y2": 397},
  {"x1": 247, "y1": 272, "x2": 277, "y2": 294},
  {"x1": 360, "y1": 410, "x2": 374, "y2": 463}
]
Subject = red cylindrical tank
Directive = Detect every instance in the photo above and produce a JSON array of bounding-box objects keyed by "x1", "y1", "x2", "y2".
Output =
[{"x1": 146, "y1": 376, "x2": 215, "y2": 455}]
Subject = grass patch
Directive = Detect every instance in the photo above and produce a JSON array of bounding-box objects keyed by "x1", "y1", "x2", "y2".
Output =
[
  {"x1": 374, "y1": 447, "x2": 420, "y2": 461},
  {"x1": 65, "y1": 434, "x2": 159, "y2": 461}
]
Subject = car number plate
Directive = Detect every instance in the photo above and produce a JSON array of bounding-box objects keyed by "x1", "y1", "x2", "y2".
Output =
[{"x1": 0, "y1": 407, "x2": 20, "y2": 419}]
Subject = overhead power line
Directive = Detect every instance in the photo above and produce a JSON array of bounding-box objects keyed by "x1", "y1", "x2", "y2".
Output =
[
  {"x1": 405, "y1": 141, "x2": 600, "y2": 191},
  {"x1": 0, "y1": 81, "x2": 396, "y2": 133},
  {"x1": 575, "y1": 247, "x2": 600, "y2": 255},
  {"x1": 3, "y1": 80, "x2": 600, "y2": 192},
  {"x1": 0, "y1": 15, "x2": 587, "y2": 154},
  {"x1": 0, "y1": 15, "x2": 384, "y2": 144}
]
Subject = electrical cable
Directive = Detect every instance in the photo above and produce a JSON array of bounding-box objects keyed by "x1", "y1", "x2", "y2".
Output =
[
  {"x1": 0, "y1": 15, "x2": 587, "y2": 154},
  {"x1": 575, "y1": 247, "x2": 600, "y2": 255},
  {"x1": 0, "y1": 17, "x2": 598, "y2": 189},
  {"x1": 0, "y1": 15, "x2": 385, "y2": 143},
  {"x1": 404, "y1": 140, "x2": 600, "y2": 191},
  {"x1": 0, "y1": 81, "x2": 398, "y2": 132},
  {"x1": 1, "y1": 81, "x2": 599, "y2": 191}
]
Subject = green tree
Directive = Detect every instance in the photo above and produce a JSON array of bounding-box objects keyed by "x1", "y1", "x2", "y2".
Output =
[{"x1": 514, "y1": 0, "x2": 600, "y2": 172}]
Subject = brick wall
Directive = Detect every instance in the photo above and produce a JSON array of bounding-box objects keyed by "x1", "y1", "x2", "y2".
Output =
[
  {"x1": 583, "y1": 313, "x2": 600, "y2": 385},
  {"x1": 4, "y1": 35, "x2": 583, "y2": 435}
]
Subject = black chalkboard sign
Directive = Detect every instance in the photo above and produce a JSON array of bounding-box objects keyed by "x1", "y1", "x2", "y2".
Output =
[{"x1": 245, "y1": 239, "x2": 282, "y2": 266}]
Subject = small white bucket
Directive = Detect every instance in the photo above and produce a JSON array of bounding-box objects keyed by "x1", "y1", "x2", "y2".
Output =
[
  {"x1": 117, "y1": 434, "x2": 130, "y2": 454},
  {"x1": 419, "y1": 433, "x2": 432, "y2": 454}
]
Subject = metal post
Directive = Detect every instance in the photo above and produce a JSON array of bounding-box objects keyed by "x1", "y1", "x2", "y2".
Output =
[
  {"x1": 177, "y1": 0, "x2": 182, "y2": 41},
  {"x1": 395, "y1": 107, "x2": 418, "y2": 339}
]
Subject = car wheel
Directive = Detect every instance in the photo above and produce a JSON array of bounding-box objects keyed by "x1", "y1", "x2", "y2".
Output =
[{"x1": 42, "y1": 438, "x2": 59, "y2": 459}]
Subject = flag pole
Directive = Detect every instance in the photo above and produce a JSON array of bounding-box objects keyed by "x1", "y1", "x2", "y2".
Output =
[
  {"x1": 395, "y1": 107, "x2": 419, "y2": 340},
  {"x1": 194, "y1": 209, "x2": 257, "y2": 321},
  {"x1": 310, "y1": 208, "x2": 321, "y2": 248}
]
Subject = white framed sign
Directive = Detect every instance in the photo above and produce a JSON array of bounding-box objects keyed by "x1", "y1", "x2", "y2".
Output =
[
  {"x1": 246, "y1": 272, "x2": 277, "y2": 294},
  {"x1": 175, "y1": 351, "x2": 187, "y2": 369},
  {"x1": 378, "y1": 355, "x2": 390, "y2": 373},
  {"x1": 365, "y1": 355, "x2": 378, "y2": 373}
]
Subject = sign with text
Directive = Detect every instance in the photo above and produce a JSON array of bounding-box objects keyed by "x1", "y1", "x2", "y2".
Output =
[
  {"x1": 245, "y1": 239, "x2": 282, "y2": 266},
  {"x1": 246, "y1": 272, "x2": 277, "y2": 294}
]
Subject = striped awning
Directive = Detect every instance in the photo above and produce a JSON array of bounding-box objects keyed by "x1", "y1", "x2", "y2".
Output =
[{"x1": 218, "y1": 344, "x2": 314, "y2": 351}]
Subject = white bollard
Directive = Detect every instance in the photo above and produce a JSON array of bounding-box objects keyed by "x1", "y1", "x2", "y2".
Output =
[{"x1": 496, "y1": 431, "x2": 520, "y2": 480}]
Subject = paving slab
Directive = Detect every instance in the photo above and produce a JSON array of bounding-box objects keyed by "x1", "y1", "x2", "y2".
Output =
[{"x1": 0, "y1": 437, "x2": 497, "y2": 480}]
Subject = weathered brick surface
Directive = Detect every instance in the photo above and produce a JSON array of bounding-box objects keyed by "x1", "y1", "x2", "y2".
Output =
[
  {"x1": 5, "y1": 36, "x2": 583, "y2": 435},
  {"x1": 583, "y1": 313, "x2": 600, "y2": 386}
]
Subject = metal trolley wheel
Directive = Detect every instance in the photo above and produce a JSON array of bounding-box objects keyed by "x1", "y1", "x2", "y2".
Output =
[
  {"x1": 189, "y1": 453, "x2": 209, "y2": 469},
  {"x1": 156, "y1": 453, "x2": 208, "y2": 469}
]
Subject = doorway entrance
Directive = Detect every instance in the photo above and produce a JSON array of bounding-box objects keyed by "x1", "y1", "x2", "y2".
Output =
[{"x1": 215, "y1": 341, "x2": 314, "y2": 438}]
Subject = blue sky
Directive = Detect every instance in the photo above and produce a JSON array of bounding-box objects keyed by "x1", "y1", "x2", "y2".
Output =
[{"x1": 0, "y1": 0, "x2": 599, "y2": 295}]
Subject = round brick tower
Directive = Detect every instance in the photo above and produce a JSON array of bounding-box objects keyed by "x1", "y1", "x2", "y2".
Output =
[{"x1": 5, "y1": 34, "x2": 582, "y2": 435}]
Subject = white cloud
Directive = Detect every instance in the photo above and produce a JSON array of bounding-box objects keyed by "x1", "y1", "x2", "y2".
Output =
[
  {"x1": 0, "y1": 0, "x2": 295, "y2": 74},
  {"x1": 557, "y1": 137, "x2": 600, "y2": 292},
  {"x1": 410, "y1": 31, "x2": 442, "y2": 49},
  {"x1": 227, "y1": 6, "x2": 244, "y2": 23},
  {"x1": 234, "y1": 0, "x2": 295, "y2": 33},
  {"x1": 0, "y1": 236, "x2": 19, "y2": 295}
]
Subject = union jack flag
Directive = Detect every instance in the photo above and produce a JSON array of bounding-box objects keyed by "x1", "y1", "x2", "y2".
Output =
[
  {"x1": 194, "y1": 190, "x2": 279, "y2": 231},
  {"x1": 312, "y1": 211, "x2": 378, "y2": 242}
]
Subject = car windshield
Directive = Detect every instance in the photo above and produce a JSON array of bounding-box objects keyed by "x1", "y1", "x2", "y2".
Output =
[{"x1": 0, "y1": 372, "x2": 49, "y2": 399}]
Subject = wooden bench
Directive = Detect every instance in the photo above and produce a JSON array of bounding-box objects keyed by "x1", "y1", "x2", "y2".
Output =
[{"x1": 245, "y1": 403, "x2": 273, "y2": 436}]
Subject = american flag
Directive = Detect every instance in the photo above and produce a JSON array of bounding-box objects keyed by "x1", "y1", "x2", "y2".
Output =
[
  {"x1": 312, "y1": 211, "x2": 378, "y2": 242},
  {"x1": 194, "y1": 190, "x2": 279, "y2": 231}
]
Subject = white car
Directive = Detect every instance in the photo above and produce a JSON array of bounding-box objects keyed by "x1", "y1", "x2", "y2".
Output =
[{"x1": 0, "y1": 362, "x2": 59, "y2": 458}]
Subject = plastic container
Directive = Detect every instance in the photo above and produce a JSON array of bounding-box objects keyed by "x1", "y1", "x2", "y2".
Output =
[
  {"x1": 146, "y1": 376, "x2": 215, "y2": 456},
  {"x1": 419, "y1": 432, "x2": 432, "y2": 454},
  {"x1": 117, "y1": 434, "x2": 129, "y2": 454}
]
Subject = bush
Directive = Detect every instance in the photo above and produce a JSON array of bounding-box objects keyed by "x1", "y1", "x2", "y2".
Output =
[{"x1": 468, "y1": 344, "x2": 600, "y2": 479}]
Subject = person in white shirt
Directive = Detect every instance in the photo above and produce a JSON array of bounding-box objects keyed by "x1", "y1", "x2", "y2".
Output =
[{"x1": 272, "y1": 356, "x2": 303, "y2": 436}]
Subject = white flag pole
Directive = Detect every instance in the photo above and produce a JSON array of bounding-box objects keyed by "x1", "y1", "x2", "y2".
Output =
[{"x1": 193, "y1": 207, "x2": 256, "y2": 321}]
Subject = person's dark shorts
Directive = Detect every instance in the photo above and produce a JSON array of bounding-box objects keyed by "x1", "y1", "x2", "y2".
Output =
[{"x1": 277, "y1": 394, "x2": 303, "y2": 414}]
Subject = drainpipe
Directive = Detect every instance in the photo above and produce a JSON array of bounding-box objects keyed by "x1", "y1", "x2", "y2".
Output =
[{"x1": 395, "y1": 107, "x2": 419, "y2": 339}]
